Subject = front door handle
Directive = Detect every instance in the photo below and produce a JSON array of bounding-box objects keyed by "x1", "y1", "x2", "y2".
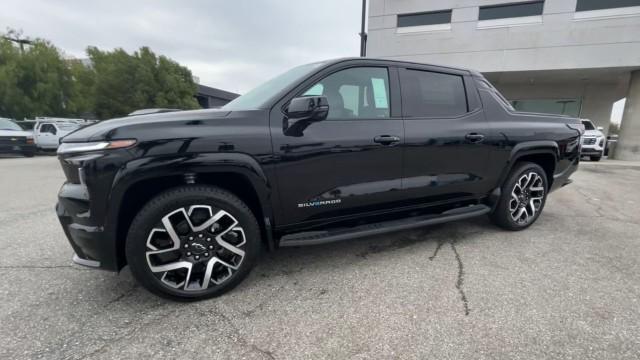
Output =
[
  {"x1": 374, "y1": 135, "x2": 401, "y2": 145},
  {"x1": 465, "y1": 133, "x2": 485, "y2": 143}
]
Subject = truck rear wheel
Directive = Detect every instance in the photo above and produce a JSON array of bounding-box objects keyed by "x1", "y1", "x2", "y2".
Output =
[
  {"x1": 125, "y1": 186, "x2": 260, "y2": 301},
  {"x1": 490, "y1": 162, "x2": 548, "y2": 231}
]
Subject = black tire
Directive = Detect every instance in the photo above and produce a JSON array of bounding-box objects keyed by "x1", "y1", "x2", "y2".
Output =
[
  {"x1": 126, "y1": 186, "x2": 260, "y2": 301},
  {"x1": 590, "y1": 155, "x2": 602, "y2": 162},
  {"x1": 22, "y1": 152, "x2": 34, "y2": 158},
  {"x1": 490, "y1": 162, "x2": 548, "y2": 231}
]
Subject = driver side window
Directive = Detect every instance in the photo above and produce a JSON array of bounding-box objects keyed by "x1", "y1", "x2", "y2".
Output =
[
  {"x1": 40, "y1": 124, "x2": 57, "y2": 135},
  {"x1": 302, "y1": 67, "x2": 390, "y2": 120}
]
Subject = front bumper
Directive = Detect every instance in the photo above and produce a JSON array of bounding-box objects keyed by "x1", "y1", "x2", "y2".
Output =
[
  {"x1": 56, "y1": 182, "x2": 119, "y2": 271},
  {"x1": 56, "y1": 149, "x2": 134, "y2": 272},
  {"x1": 581, "y1": 146, "x2": 604, "y2": 156},
  {"x1": 0, "y1": 143, "x2": 36, "y2": 155}
]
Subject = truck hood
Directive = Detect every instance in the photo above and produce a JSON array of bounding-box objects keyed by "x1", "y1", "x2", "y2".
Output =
[
  {"x1": 63, "y1": 108, "x2": 231, "y2": 142},
  {"x1": 583, "y1": 129, "x2": 604, "y2": 137},
  {"x1": 0, "y1": 129, "x2": 33, "y2": 137}
]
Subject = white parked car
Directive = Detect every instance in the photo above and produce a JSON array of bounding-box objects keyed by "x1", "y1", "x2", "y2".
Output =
[
  {"x1": 580, "y1": 119, "x2": 605, "y2": 161},
  {"x1": 0, "y1": 118, "x2": 37, "y2": 157},
  {"x1": 33, "y1": 121, "x2": 81, "y2": 150}
]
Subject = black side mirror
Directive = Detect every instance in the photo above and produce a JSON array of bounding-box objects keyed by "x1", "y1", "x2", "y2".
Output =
[
  {"x1": 283, "y1": 96, "x2": 329, "y2": 137},
  {"x1": 287, "y1": 96, "x2": 329, "y2": 122}
]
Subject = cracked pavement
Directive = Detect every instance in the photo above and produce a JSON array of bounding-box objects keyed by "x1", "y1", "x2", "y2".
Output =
[{"x1": 1, "y1": 156, "x2": 640, "y2": 359}]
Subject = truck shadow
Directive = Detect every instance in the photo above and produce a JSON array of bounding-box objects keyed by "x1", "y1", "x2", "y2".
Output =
[{"x1": 104, "y1": 217, "x2": 495, "y2": 307}]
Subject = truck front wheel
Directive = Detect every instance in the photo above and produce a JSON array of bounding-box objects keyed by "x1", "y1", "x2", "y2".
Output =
[
  {"x1": 490, "y1": 162, "x2": 548, "y2": 231},
  {"x1": 125, "y1": 186, "x2": 261, "y2": 301}
]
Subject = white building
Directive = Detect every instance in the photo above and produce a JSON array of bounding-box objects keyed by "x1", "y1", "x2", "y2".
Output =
[{"x1": 368, "y1": 0, "x2": 640, "y2": 160}]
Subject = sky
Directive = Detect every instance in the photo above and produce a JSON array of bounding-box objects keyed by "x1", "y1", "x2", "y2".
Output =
[
  {"x1": 1, "y1": 0, "x2": 363, "y2": 94},
  {"x1": 611, "y1": 99, "x2": 625, "y2": 125}
]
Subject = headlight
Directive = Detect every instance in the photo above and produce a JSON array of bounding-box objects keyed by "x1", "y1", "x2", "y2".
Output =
[{"x1": 57, "y1": 139, "x2": 136, "y2": 154}]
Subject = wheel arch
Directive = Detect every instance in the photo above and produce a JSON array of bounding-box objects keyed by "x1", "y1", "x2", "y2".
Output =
[
  {"x1": 107, "y1": 153, "x2": 275, "y2": 270},
  {"x1": 500, "y1": 141, "x2": 559, "y2": 190}
]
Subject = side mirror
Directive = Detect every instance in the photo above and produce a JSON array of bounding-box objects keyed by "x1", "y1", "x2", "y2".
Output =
[
  {"x1": 283, "y1": 96, "x2": 329, "y2": 137},
  {"x1": 597, "y1": 126, "x2": 604, "y2": 131},
  {"x1": 287, "y1": 96, "x2": 329, "y2": 123}
]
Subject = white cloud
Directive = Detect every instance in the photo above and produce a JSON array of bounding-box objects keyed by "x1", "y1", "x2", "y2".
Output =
[{"x1": 1, "y1": 0, "x2": 362, "y2": 93}]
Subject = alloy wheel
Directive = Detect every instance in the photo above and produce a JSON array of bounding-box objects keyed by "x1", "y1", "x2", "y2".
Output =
[
  {"x1": 509, "y1": 172, "x2": 545, "y2": 225},
  {"x1": 145, "y1": 205, "x2": 246, "y2": 291}
]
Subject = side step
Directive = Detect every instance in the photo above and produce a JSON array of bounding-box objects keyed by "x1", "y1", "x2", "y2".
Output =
[{"x1": 279, "y1": 204, "x2": 491, "y2": 247}]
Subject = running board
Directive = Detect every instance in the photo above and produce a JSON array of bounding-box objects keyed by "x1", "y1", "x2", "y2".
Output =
[{"x1": 279, "y1": 204, "x2": 490, "y2": 247}]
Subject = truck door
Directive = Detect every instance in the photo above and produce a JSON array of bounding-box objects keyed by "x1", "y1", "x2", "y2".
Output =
[
  {"x1": 270, "y1": 65, "x2": 404, "y2": 226},
  {"x1": 36, "y1": 123, "x2": 58, "y2": 149},
  {"x1": 398, "y1": 67, "x2": 493, "y2": 205}
]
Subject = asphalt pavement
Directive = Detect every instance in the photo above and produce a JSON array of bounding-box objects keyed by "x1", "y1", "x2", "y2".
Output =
[{"x1": 1, "y1": 156, "x2": 639, "y2": 359}]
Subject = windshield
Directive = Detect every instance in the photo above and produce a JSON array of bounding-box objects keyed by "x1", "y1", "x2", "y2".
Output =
[
  {"x1": 222, "y1": 61, "x2": 326, "y2": 111},
  {"x1": 0, "y1": 119, "x2": 23, "y2": 131},
  {"x1": 582, "y1": 120, "x2": 595, "y2": 130}
]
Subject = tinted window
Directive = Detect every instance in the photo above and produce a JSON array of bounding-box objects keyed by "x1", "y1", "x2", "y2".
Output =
[
  {"x1": 479, "y1": 1, "x2": 544, "y2": 20},
  {"x1": 401, "y1": 70, "x2": 468, "y2": 117},
  {"x1": 302, "y1": 67, "x2": 390, "y2": 120},
  {"x1": 576, "y1": 0, "x2": 640, "y2": 11},
  {"x1": 398, "y1": 10, "x2": 452, "y2": 27}
]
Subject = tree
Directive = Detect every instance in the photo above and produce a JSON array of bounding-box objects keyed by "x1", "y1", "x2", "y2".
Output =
[
  {"x1": 66, "y1": 59, "x2": 96, "y2": 118},
  {"x1": 86, "y1": 46, "x2": 199, "y2": 119},
  {"x1": 0, "y1": 31, "x2": 73, "y2": 119},
  {"x1": 0, "y1": 29, "x2": 200, "y2": 120}
]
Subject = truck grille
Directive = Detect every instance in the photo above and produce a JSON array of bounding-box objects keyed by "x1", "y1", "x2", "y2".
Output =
[
  {"x1": 0, "y1": 136, "x2": 27, "y2": 145},
  {"x1": 583, "y1": 137, "x2": 596, "y2": 145}
]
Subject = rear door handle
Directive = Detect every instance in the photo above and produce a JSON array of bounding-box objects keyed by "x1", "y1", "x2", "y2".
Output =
[
  {"x1": 374, "y1": 135, "x2": 401, "y2": 145},
  {"x1": 465, "y1": 133, "x2": 485, "y2": 143}
]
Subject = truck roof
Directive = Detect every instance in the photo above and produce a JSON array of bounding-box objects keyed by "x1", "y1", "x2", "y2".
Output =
[{"x1": 327, "y1": 57, "x2": 479, "y2": 75}]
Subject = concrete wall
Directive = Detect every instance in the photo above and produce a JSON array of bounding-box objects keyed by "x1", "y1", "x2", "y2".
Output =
[
  {"x1": 493, "y1": 79, "x2": 629, "y2": 131},
  {"x1": 616, "y1": 71, "x2": 640, "y2": 160},
  {"x1": 368, "y1": 0, "x2": 640, "y2": 73}
]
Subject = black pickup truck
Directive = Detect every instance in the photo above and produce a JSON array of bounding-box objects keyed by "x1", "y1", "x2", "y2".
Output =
[{"x1": 56, "y1": 58, "x2": 583, "y2": 300}]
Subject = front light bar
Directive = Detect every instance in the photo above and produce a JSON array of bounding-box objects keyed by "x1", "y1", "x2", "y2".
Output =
[{"x1": 57, "y1": 139, "x2": 136, "y2": 154}]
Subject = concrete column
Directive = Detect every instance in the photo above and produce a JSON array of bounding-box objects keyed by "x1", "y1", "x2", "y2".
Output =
[{"x1": 615, "y1": 71, "x2": 640, "y2": 160}]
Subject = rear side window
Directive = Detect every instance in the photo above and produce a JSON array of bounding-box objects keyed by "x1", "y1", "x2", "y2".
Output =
[{"x1": 400, "y1": 69, "x2": 468, "y2": 117}]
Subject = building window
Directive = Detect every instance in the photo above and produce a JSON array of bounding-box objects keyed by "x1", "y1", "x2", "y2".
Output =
[
  {"x1": 397, "y1": 10, "x2": 452, "y2": 27},
  {"x1": 479, "y1": 1, "x2": 544, "y2": 21},
  {"x1": 576, "y1": 0, "x2": 640, "y2": 12}
]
